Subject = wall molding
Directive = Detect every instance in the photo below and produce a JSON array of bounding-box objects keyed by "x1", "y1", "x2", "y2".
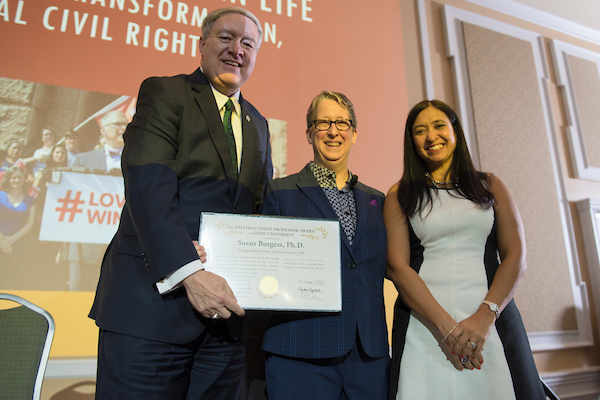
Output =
[
  {"x1": 541, "y1": 366, "x2": 600, "y2": 400},
  {"x1": 45, "y1": 358, "x2": 97, "y2": 379},
  {"x1": 576, "y1": 198, "x2": 600, "y2": 341},
  {"x1": 442, "y1": 4, "x2": 594, "y2": 351},
  {"x1": 417, "y1": 0, "x2": 435, "y2": 100},
  {"x1": 464, "y1": 0, "x2": 600, "y2": 46},
  {"x1": 416, "y1": 0, "x2": 600, "y2": 110},
  {"x1": 550, "y1": 40, "x2": 600, "y2": 181}
]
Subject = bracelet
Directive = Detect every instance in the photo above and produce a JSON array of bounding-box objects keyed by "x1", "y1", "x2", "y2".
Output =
[{"x1": 441, "y1": 323, "x2": 459, "y2": 343}]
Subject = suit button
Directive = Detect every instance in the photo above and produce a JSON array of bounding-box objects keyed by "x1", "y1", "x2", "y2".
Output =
[
  {"x1": 348, "y1": 262, "x2": 356, "y2": 269},
  {"x1": 142, "y1": 253, "x2": 150, "y2": 273}
]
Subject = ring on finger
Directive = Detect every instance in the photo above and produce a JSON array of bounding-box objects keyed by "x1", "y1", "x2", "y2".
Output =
[
  {"x1": 469, "y1": 341, "x2": 477, "y2": 349},
  {"x1": 460, "y1": 355, "x2": 470, "y2": 364},
  {"x1": 212, "y1": 313, "x2": 220, "y2": 320}
]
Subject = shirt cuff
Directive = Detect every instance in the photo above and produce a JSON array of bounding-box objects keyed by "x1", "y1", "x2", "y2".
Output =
[{"x1": 155, "y1": 259, "x2": 204, "y2": 294}]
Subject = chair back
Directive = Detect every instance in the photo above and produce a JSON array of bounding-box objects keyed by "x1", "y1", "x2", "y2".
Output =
[
  {"x1": 541, "y1": 377, "x2": 560, "y2": 400},
  {"x1": 0, "y1": 293, "x2": 55, "y2": 400}
]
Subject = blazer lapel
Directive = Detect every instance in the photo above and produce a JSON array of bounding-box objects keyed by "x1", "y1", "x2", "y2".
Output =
[
  {"x1": 295, "y1": 165, "x2": 355, "y2": 259},
  {"x1": 296, "y1": 166, "x2": 338, "y2": 220},
  {"x1": 351, "y1": 185, "x2": 367, "y2": 248},
  {"x1": 93, "y1": 148, "x2": 108, "y2": 172}
]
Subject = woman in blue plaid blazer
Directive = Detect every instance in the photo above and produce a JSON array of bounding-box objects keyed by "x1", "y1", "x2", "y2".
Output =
[{"x1": 261, "y1": 91, "x2": 390, "y2": 400}]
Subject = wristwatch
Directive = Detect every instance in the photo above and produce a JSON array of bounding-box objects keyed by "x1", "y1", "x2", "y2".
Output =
[{"x1": 482, "y1": 300, "x2": 500, "y2": 320}]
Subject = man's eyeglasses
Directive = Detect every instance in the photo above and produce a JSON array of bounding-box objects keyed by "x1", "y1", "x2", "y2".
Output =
[
  {"x1": 104, "y1": 122, "x2": 128, "y2": 129},
  {"x1": 311, "y1": 119, "x2": 353, "y2": 132}
]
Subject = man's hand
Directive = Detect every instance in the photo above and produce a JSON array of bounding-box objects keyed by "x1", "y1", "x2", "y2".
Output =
[
  {"x1": 192, "y1": 240, "x2": 207, "y2": 263},
  {"x1": 182, "y1": 269, "x2": 245, "y2": 320}
]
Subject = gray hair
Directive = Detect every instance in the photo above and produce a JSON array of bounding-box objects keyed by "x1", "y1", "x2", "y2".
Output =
[
  {"x1": 306, "y1": 91, "x2": 357, "y2": 130},
  {"x1": 202, "y1": 7, "x2": 263, "y2": 49},
  {"x1": 100, "y1": 110, "x2": 127, "y2": 127}
]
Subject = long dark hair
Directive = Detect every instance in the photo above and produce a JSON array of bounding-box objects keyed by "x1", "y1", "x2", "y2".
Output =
[
  {"x1": 397, "y1": 100, "x2": 494, "y2": 217},
  {"x1": 46, "y1": 145, "x2": 68, "y2": 169}
]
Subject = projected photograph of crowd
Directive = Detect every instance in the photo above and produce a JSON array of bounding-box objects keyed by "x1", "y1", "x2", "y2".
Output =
[
  {"x1": 0, "y1": 76, "x2": 136, "y2": 291},
  {"x1": 0, "y1": 76, "x2": 288, "y2": 292}
]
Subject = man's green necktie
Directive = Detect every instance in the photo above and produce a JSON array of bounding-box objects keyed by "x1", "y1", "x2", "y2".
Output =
[{"x1": 223, "y1": 99, "x2": 238, "y2": 177}]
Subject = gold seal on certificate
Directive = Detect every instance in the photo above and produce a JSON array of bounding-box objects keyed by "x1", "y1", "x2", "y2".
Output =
[
  {"x1": 260, "y1": 276, "x2": 279, "y2": 296},
  {"x1": 199, "y1": 213, "x2": 342, "y2": 311}
]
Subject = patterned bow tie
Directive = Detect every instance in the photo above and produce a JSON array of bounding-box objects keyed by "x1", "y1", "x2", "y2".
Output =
[{"x1": 108, "y1": 148, "x2": 122, "y2": 157}]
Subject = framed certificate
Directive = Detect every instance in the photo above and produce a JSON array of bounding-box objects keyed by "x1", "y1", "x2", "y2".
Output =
[{"x1": 199, "y1": 212, "x2": 342, "y2": 311}]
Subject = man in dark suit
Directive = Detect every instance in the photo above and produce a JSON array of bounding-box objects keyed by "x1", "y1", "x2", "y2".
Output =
[
  {"x1": 89, "y1": 7, "x2": 273, "y2": 399},
  {"x1": 72, "y1": 110, "x2": 127, "y2": 175},
  {"x1": 67, "y1": 111, "x2": 128, "y2": 291},
  {"x1": 64, "y1": 131, "x2": 80, "y2": 166},
  {"x1": 261, "y1": 91, "x2": 389, "y2": 399}
]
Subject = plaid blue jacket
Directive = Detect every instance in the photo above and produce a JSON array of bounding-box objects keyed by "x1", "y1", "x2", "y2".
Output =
[{"x1": 261, "y1": 164, "x2": 389, "y2": 359}]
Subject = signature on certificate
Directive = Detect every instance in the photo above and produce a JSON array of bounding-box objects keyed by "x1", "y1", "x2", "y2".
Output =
[
  {"x1": 297, "y1": 278, "x2": 325, "y2": 286},
  {"x1": 297, "y1": 284, "x2": 324, "y2": 299}
]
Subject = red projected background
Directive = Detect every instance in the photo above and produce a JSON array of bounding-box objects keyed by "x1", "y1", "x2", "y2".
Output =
[{"x1": 0, "y1": 0, "x2": 407, "y2": 357}]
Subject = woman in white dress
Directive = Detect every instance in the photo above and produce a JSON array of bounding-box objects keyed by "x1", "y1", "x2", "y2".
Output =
[{"x1": 384, "y1": 100, "x2": 545, "y2": 399}]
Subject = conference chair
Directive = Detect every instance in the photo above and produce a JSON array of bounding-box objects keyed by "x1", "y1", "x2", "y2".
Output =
[
  {"x1": 0, "y1": 293, "x2": 55, "y2": 400},
  {"x1": 541, "y1": 377, "x2": 560, "y2": 400}
]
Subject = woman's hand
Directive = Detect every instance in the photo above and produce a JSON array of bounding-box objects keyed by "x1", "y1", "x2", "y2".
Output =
[
  {"x1": 1, "y1": 234, "x2": 17, "y2": 249},
  {"x1": 443, "y1": 306, "x2": 495, "y2": 370},
  {"x1": 33, "y1": 170, "x2": 44, "y2": 186},
  {"x1": 449, "y1": 350, "x2": 482, "y2": 371},
  {"x1": 0, "y1": 237, "x2": 13, "y2": 254}
]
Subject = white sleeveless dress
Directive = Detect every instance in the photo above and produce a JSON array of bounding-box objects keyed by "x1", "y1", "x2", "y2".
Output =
[{"x1": 395, "y1": 190, "x2": 516, "y2": 399}]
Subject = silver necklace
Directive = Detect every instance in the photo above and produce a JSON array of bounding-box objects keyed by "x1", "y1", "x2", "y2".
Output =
[{"x1": 425, "y1": 172, "x2": 454, "y2": 187}]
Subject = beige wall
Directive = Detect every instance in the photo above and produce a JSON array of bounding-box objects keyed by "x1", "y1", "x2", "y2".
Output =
[{"x1": 395, "y1": 0, "x2": 600, "y2": 376}]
